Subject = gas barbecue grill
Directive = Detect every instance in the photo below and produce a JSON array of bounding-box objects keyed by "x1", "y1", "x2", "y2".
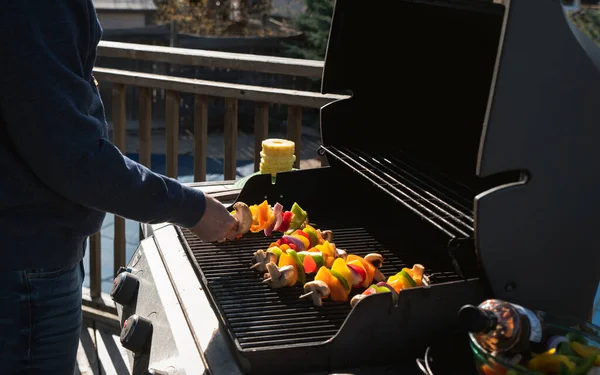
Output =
[{"x1": 111, "y1": 0, "x2": 600, "y2": 374}]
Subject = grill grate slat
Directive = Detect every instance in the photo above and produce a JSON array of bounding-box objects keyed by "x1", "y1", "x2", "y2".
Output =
[
  {"x1": 319, "y1": 146, "x2": 474, "y2": 239},
  {"x1": 179, "y1": 219, "x2": 462, "y2": 351}
]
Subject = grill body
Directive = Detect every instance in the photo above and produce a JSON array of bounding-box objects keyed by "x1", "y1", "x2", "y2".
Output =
[
  {"x1": 178, "y1": 167, "x2": 485, "y2": 374},
  {"x1": 111, "y1": 0, "x2": 600, "y2": 374},
  {"x1": 173, "y1": 1, "x2": 514, "y2": 372}
]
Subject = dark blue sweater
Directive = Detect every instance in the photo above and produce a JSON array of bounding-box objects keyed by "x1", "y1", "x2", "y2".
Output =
[{"x1": 0, "y1": 1, "x2": 207, "y2": 270}]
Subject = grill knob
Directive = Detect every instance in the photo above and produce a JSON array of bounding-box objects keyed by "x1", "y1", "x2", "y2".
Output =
[
  {"x1": 110, "y1": 270, "x2": 139, "y2": 306},
  {"x1": 120, "y1": 314, "x2": 153, "y2": 353}
]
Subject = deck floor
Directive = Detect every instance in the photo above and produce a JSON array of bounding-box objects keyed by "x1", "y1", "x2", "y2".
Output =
[{"x1": 76, "y1": 324, "x2": 130, "y2": 375}]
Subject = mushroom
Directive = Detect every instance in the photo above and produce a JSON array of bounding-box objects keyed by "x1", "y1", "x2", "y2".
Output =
[
  {"x1": 263, "y1": 263, "x2": 296, "y2": 289},
  {"x1": 334, "y1": 247, "x2": 347, "y2": 261},
  {"x1": 250, "y1": 249, "x2": 277, "y2": 273},
  {"x1": 364, "y1": 253, "x2": 384, "y2": 268},
  {"x1": 319, "y1": 230, "x2": 333, "y2": 242},
  {"x1": 299, "y1": 280, "x2": 330, "y2": 307},
  {"x1": 363, "y1": 253, "x2": 385, "y2": 282},
  {"x1": 373, "y1": 268, "x2": 386, "y2": 282},
  {"x1": 232, "y1": 202, "x2": 253, "y2": 236},
  {"x1": 350, "y1": 294, "x2": 366, "y2": 308}
]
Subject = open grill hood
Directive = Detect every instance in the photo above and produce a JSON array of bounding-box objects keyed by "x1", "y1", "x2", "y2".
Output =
[{"x1": 175, "y1": 0, "x2": 600, "y2": 374}]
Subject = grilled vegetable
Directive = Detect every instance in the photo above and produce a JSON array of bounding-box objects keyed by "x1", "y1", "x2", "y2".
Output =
[
  {"x1": 350, "y1": 264, "x2": 427, "y2": 308},
  {"x1": 287, "y1": 250, "x2": 306, "y2": 285},
  {"x1": 298, "y1": 251, "x2": 324, "y2": 273},
  {"x1": 302, "y1": 226, "x2": 321, "y2": 247},
  {"x1": 571, "y1": 342, "x2": 600, "y2": 366},
  {"x1": 300, "y1": 280, "x2": 330, "y2": 307},
  {"x1": 264, "y1": 202, "x2": 283, "y2": 236},
  {"x1": 331, "y1": 258, "x2": 352, "y2": 292},
  {"x1": 252, "y1": 247, "x2": 325, "y2": 274},
  {"x1": 314, "y1": 266, "x2": 349, "y2": 302},
  {"x1": 232, "y1": 202, "x2": 253, "y2": 236},
  {"x1": 527, "y1": 353, "x2": 575, "y2": 373},
  {"x1": 346, "y1": 254, "x2": 376, "y2": 288},
  {"x1": 349, "y1": 282, "x2": 399, "y2": 307},
  {"x1": 263, "y1": 263, "x2": 296, "y2": 288},
  {"x1": 231, "y1": 200, "x2": 313, "y2": 238},
  {"x1": 387, "y1": 265, "x2": 424, "y2": 293},
  {"x1": 287, "y1": 202, "x2": 308, "y2": 232}
]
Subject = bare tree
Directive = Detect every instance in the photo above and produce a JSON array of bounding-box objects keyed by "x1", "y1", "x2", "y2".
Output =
[{"x1": 155, "y1": 0, "x2": 275, "y2": 36}]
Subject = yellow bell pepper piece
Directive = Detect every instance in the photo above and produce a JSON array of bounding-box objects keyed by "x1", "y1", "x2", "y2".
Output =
[
  {"x1": 291, "y1": 234, "x2": 310, "y2": 250},
  {"x1": 324, "y1": 255, "x2": 334, "y2": 268},
  {"x1": 249, "y1": 201, "x2": 274, "y2": 233},
  {"x1": 571, "y1": 341, "x2": 600, "y2": 365},
  {"x1": 331, "y1": 258, "x2": 353, "y2": 292},
  {"x1": 387, "y1": 272, "x2": 414, "y2": 293},
  {"x1": 527, "y1": 354, "x2": 575, "y2": 373},
  {"x1": 346, "y1": 255, "x2": 374, "y2": 287},
  {"x1": 315, "y1": 266, "x2": 348, "y2": 302},
  {"x1": 321, "y1": 241, "x2": 335, "y2": 257},
  {"x1": 277, "y1": 252, "x2": 298, "y2": 286},
  {"x1": 532, "y1": 348, "x2": 556, "y2": 357}
]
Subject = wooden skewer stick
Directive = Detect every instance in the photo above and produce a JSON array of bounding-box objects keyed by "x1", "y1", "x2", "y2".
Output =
[
  {"x1": 299, "y1": 291, "x2": 314, "y2": 299},
  {"x1": 250, "y1": 263, "x2": 262, "y2": 269},
  {"x1": 262, "y1": 278, "x2": 272, "y2": 283}
]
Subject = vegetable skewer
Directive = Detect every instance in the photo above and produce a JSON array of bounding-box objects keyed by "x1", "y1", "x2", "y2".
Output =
[
  {"x1": 230, "y1": 200, "x2": 311, "y2": 239},
  {"x1": 259, "y1": 245, "x2": 388, "y2": 306}
]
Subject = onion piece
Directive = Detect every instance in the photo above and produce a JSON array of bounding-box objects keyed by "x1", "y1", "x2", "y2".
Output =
[
  {"x1": 271, "y1": 203, "x2": 284, "y2": 232},
  {"x1": 264, "y1": 203, "x2": 283, "y2": 236},
  {"x1": 282, "y1": 235, "x2": 305, "y2": 251}
]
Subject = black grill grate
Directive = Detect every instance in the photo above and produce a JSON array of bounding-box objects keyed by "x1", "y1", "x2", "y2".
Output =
[
  {"x1": 319, "y1": 146, "x2": 475, "y2": 238},
  {"x1": 179, "y1": 219, "x2": 462, "y2": 351}
]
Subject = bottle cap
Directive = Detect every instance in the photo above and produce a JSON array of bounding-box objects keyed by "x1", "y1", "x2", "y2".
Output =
[{"x1": 458, "y1": 304, "x2": 498, "y2": 333}]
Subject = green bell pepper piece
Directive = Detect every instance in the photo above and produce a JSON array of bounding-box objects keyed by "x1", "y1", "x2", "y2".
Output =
[
  {"x1": 289, "y1": 202, "x2": 308, "y2": 230},
  {"x1": 572, "y1": 354, "x2": 597, "y2": 375},
  {"x1": 269, "y1": 247, "x2": 283, "y2": 260},
  {"x1": 396, "y1": 270, "x2": 417, "y2": 287},
  {"x1": 558, "y1": 342, "x2": 577, "y2": 356},
  {"x1": 287, "y1": 250, "x2": 306, "y2": 285},
  {"x1": 330, "y1": 269, "x2": 349, "y2": 291},
  {"x1": 567, "y1": 332, "x2": 589, "y2": 345}
]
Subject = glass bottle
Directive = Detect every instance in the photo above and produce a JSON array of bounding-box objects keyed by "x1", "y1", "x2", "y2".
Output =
[{"x1": 458, "y1": 299, "x2": 546, "y2": 358}]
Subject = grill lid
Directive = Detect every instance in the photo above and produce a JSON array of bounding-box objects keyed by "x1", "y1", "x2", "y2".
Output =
[
  {"x1": 319, "y1": 0, "x2": 508, "y2": 196},
  {"x1": 475, "y1": 0, "x2": 600, "y2": 320}
]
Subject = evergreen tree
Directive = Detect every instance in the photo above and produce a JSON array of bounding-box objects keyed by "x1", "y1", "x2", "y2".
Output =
[{"x1": 284, "y1": 0, "x2": 334, "y2": 60}]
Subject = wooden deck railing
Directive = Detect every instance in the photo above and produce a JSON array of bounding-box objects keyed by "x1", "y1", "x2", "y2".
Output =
[{"x1": 88, "y1": 40, "x2": 349, "y2": 298}]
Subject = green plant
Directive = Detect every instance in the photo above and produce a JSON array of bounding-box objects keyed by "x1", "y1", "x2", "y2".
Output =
[{"x1": 284, "y1": 0, "x2": 334, "y2": 60}]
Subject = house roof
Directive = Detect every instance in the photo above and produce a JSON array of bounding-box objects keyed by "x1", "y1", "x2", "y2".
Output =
[{"x1": 93, "y1": 0, "x2": 157, "y2": 11}]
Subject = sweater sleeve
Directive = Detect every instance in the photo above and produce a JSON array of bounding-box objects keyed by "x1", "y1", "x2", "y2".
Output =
[{"x1": 0, "y1": 1, "x2": 206, "y2": 228}]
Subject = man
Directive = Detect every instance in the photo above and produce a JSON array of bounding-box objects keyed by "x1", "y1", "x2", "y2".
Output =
[{"x1": 0, "y1": 1, "x2": 238, "y2": 374}]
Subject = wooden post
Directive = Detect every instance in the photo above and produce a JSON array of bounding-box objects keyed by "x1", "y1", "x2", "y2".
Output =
[
  {"x1": 89, "y1": 233, "x2": 102, "y2": 298},
  {"x1": 138, "y1": 87, "x2": 152, "y2": 169},
  {"x1": 254, "y1": 103, "x2": 269, "y2": 172},
  {"x1": 194, "y1": 95, "x2": 208, "y2": 182},
  {"x1": 138, "y1": 87, "x2": 152, "y2": 242},
  {"x1": 165, "y1": 90, "x2": 180, "y2": 179},
  {"x1": 224, "y1": 98, "x2": 238, "y2": 180},
  {"x1": 287, "y1": 105, "x2": 302, "y2": 169},
  {"x1": 112, "y1": 83, "x2": 127, "y2": 277}
]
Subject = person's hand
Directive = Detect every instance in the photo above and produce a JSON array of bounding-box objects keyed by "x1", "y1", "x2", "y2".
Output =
[{"x1": 188, "y1": 194, "x2": 238, "y2": 242}]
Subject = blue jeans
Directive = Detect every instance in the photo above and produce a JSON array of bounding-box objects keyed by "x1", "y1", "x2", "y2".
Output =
[{"x1": 0, "y1": 261, "x2": 84, "y2": 375}]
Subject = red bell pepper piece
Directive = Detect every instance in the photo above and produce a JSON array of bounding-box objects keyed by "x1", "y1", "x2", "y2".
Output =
[{"x1": 278, "y1": 211, "x2": 293, "y2": 232}]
